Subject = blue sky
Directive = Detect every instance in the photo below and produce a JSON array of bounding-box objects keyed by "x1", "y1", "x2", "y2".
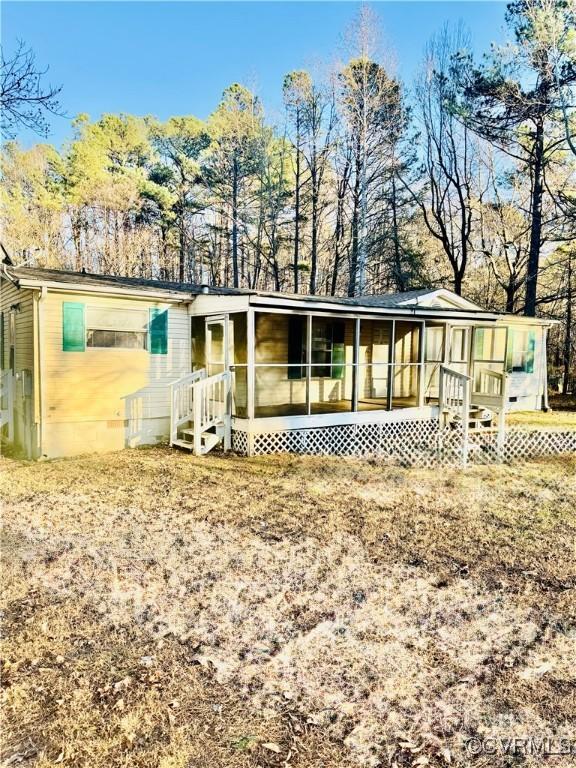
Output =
[{"x1": 2, "y1": 1, "x2": 509, "y2": 147}]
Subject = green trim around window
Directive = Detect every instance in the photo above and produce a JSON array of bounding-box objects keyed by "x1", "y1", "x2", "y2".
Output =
[
  {"x1": 62, "y1": 302, "x2": 85, "y2": 352},
  {"x1": 149, "y1": 308, "x2": 168, "y2": 355}
]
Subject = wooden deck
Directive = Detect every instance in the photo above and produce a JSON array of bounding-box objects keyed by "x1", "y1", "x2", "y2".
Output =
[{"x1": 253, "y1": 397, "x2": 418, "y2": 419}]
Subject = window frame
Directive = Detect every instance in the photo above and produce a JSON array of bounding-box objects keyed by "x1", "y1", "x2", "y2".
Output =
[
  {"x1": 86, "y1": 328, "x2": 148, "y2": 350},
  {"x1": 506, "y1": 328, "x2": 536, "y2": 374}
]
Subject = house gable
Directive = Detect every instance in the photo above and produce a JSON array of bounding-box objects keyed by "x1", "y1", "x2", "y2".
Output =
[{"x1": 395, "y1": 289, "x2": 484, "y2": 312}]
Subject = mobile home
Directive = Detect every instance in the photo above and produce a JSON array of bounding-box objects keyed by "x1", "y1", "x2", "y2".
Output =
[{"x1": 0, "y1": 265, "x2": 552, "y2": 461}]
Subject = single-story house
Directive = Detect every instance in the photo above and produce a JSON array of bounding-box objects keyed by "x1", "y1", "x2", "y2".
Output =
[{"x1": 1, "y1": 265, "x2": 552, "y2": 461}]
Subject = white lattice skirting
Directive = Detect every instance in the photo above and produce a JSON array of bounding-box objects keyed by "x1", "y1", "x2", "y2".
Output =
[{"x1": 231, "y1": 420, "x2": 576, "y2": 467}]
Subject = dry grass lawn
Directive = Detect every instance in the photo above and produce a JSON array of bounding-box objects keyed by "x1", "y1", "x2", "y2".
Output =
[{"x1": 1, "y1": 447, "x2": 575, "y2": 767}]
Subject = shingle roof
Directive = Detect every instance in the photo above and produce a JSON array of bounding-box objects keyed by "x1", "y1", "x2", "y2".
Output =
[
  {"x1": 4, "y1": 266, "x2": 246, "y2": 296},
  {"x1": 3, "y1": 265, "x2": 481, "y2": 312}
]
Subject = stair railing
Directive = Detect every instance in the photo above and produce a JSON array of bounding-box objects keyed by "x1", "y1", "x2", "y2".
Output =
[
  {"x1": 191, "y1": 370, "x2": 231, "y2": 455},
  {"x1": 169, "y1": 369, "x2": 207, "y2": 446},
  {"x1": 169, "y1": 368, "x2": 232, "y2": 455},
  {"x1": 439, "y1": 365, "x2": 472, "y2": 465}
]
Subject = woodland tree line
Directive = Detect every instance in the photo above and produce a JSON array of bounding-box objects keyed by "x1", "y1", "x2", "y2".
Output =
[{"x1": 1, "y1": 1, "x2": 575, "y2": 388}]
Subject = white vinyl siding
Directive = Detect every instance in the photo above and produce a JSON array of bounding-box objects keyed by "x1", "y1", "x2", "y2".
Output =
[{"x1": 42, "y1": 292, "x2": 190, "y2": 425}]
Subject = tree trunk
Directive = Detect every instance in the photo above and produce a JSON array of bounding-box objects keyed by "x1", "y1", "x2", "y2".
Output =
[
  {"x1": 293, "y1": 109, "x2": 301, "y2": 294},
  {"x1": 453, "y1": 269, "x2": 463, "y2": 296},
  {"x1": 524, "y1": 117, "x2": 545, "y2": 317},
  {"x1": 179, "y1": 221, "x2": 186, "y2": 283},
  {"x1": 563, "y1": 251, "x2": 573, "y2": 395},
  {"x1": 348, "y1": 137, "x2": 362, "y2": 297},
  {"x1": 331, "y1": 195, "x2": 344, "y2": 296},
  {"x1": 357, "y1": 119, "x2": 368, "y2": 296},
  {"x1": 231, "y1": 155, "x2": 239, "y2": 288},
  {"x1": 391, "y1": 175, "x2": 405, "y2": 291},
  {"x1": 505, "y1": 279, "x2": 516, "y2": 314},
  {"x1": 309, "y1": 165, "x2": 318, "y2": 295}
]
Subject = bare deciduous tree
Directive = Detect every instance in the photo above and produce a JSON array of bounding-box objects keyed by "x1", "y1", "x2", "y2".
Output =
[
  {"x1": 407, "y1": 25, "x2": 477, "y2": 296},
  {"x1": 1, "y1": 41, "x2": 63, "y2": 139}
]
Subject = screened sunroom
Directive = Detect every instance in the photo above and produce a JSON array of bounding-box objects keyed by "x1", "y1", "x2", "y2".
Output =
[{"x1": 191, "y1": 310, "x2": 424, "y2": 421}]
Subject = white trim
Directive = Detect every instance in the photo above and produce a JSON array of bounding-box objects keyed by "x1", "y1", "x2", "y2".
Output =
[
  {"x1": 397, "y1": 288, "x2": 483, "y2": 312},
  {"x1": 232, "y1": 405, "x2": 438, "y2": 434},
  {"x1": 5, "y1": 275, "x2": 556, "y2": 327},
  {"x1": 247, "y1": 308, "x2": 255, "y2": 421},
  {"x1": 14, "y1": 279, "x2": 191, "y2": 303},
  {"x1": 247, "y1": 293, "x2": 501, "y2": 321}
]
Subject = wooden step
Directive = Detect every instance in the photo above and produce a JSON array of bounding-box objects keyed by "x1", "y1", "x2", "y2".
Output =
[
  {"x1": 180, "y1": 423, "x2": 225, "y2": 439},
  {"x1": 175, "y1": 430, "x2": 222, "y2": 455},
  {"x1": 200, "y1": 432, "x2": 221, "y2": 454},
  {"x1": 172, "y1": 438, "x2": 194, "y2": 451}
]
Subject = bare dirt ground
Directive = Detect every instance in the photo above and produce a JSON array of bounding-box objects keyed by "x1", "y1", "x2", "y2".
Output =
[{"x1": 1, "y1": 444, "x2": 575, "y2": 767}]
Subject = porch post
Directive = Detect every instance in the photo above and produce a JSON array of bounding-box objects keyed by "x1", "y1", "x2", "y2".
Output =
[
  {"x1": 418, "y1": 321, "x2": 426, "y2": 408},
  {"x1": 247, "y1": 308, "x2": 255, "y2": 421},
  {"x1": 541, "y1": 325, "x2": 550, "y2": 411},
  {"x1": 352, "y1": 317, "x2": 360, "y2": 411},
  {"x1": 306, "y1": 314, "x2": 312, "y2": 415},
  {"x1": 387, "y1": 320, "x2": 395, "y2": 411}
]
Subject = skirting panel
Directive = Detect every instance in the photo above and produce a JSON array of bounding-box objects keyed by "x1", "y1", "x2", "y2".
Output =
[{"x1": 231, "y1": 421, "x2": 576, "y2": 467}]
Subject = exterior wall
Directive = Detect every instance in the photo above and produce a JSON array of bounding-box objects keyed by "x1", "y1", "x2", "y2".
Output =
[
  {"x1": 0, "y1": 280, "x2": 37, "y2": 456},
  {"x1": 41, "y1": 291, "x2": 191, "y2": 458}
]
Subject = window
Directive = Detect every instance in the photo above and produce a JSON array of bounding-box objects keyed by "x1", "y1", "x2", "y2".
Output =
[
  {"x1": 87, "y1": 329, "x2": 147, "y2": 349},
  {"x1": 451, "y1": 329, "x2": 469, "y2": 363},
  {"x1": 86, "y1": 306, "x2": 148, "y2": 350},
  {"x1": 506, "y1": 329, "x2": 536, "y2": 374},
  {"x1": 311, "y1": 318, "x2": 345, "y2": 379},
  {"x1": 287, "y1": 315, "x2": 306, "y2": 379},
  {"x1": 473, "y1": 327, "x2": 506, "y2": 362},
  {"x1": 425, "y1": 327, "x2": 444, "y2": 362},
  {"x1": 472, "y1": 326, "x2": 507, "y2": 390}
]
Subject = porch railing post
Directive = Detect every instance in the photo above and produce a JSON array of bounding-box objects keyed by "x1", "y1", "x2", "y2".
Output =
[
  {"x1": 461, "y1": 375, "x2": 470, "y2": 467},
  {"x1": 247, "y1": 309, "x2": 255, "y2": 421},
  {"x1": 193, "y1": 381, "x2": 202, "y2": 456},
  {"x1": 224, "y1": 372, "x2": 232, "y2": 451},
  {"x1": 352, "y1": 317, "x2": 360, "y2": 412},
  {"x1": 418, "y1": 322, "x2": 426, "y2": 408}
]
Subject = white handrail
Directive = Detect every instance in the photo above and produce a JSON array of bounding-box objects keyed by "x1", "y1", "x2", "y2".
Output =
[
  {"x1": 476, "y1": 369, "x2": 506, "y2": 397},
  {"x1": 169, "y1": 369, "x2": 207, "y2": 446},
  {"x1": 169, "y1": 368, "x2": 231, "y2": 455}
]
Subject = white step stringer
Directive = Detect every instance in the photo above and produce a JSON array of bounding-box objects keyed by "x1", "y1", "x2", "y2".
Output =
[{"x1": 169, "y1": 369, "x2": 231, "y2": 456}]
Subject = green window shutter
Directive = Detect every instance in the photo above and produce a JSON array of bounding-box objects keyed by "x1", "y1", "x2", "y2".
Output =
[
  {"x1": 149, "y1": 308, "x2": 168, "y2": 354},
  {"x1": 506, "y1": 329, "x2": 514, "y2": 372},
  {"x1": 62, "y1": 302, "x2": 85, "y2": 352},
  {"x1": 526, "y1": 331, "x2": 536, "y2": 374}
]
